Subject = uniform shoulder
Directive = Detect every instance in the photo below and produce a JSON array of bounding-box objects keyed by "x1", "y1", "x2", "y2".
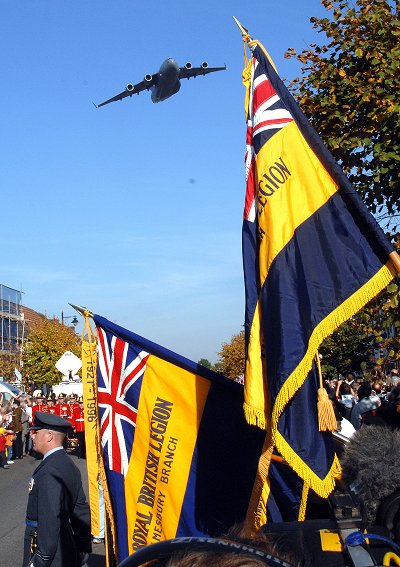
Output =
[{"x1": 38, "y1": 452, "x2": 82, "y2": 480}]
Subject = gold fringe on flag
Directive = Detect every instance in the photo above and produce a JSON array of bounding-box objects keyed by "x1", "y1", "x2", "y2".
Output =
[{"x1": 245, "y1": 431, "x2": 274, "y2": 530}]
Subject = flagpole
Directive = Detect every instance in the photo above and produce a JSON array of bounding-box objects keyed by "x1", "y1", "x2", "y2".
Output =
[
  {"x1": 389, "y1": 251, "x2": 400, "y2": 273},
  {"x1": 69, "y1": 303, "x2": 94, "y2": 318}
]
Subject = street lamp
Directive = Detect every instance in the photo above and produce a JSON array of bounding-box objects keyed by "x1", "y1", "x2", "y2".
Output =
[{"x1": 61, "y1": 312, "x2": 79, "y2": 327}]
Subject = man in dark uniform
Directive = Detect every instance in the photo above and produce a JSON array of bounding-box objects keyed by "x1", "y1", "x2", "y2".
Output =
[{"x1": 23, "y1": 412, "x2": 92, "y2": 567}]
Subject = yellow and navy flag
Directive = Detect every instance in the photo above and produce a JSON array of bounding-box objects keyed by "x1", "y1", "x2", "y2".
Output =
[
  {"x1": 242, "y1": 45, "x2": 397, "y2": 522},
  {"x1": 93, "y1": 314, "x2": 265, "y2": 563}
]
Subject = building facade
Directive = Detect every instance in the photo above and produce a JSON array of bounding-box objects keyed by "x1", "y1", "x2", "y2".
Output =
[{"x1": 0, "y1": 284, "x2": 24, "y2": 353}]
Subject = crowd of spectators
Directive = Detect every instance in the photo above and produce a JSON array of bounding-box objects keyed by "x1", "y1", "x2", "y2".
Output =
[
  {"x1": 326, "y1": 367, "x2": 400, "y2": 433},
  {"x1": 0, "y1": 391, "x2": 84, "y2": 469}
]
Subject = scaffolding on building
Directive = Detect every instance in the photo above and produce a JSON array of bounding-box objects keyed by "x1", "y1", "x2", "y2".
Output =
[{"x1": 0, "y1": 284, "x2": 25, "y2": 356}]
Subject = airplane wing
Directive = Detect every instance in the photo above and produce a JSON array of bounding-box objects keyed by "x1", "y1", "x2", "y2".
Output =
[
  {"x1": 179, "y1": 65, "x2": 226, "y2": 80},
  {"x1": 95, "y1": 76, "x2": 158, "y2": 108}
]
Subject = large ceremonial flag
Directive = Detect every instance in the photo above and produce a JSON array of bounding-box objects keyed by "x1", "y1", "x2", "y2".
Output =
[
  {"x1": 242, "y1": 43, "x2": 398, "y2": 524},
  {"x1": 92, "y1": 314, "x2": 266, "y2": 563}
]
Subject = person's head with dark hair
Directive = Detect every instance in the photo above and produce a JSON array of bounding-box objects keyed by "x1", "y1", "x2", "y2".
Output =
[
  {"x1": 339, "y1": 382, "x2": 352, "y2": 396},
  {"x1": 389, "y1": 387, "x2": 400, "y2": 403},
  {"x1": 357, "y1": 381, "x2": 372, "y2": 401},
  {"x1": 12, "y1": 399, "x2": 20, "y2": 407}
]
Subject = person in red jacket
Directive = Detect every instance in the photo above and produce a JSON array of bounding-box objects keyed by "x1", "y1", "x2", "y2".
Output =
[
  {"x1": 40, "y1": 397, "x2": 49, "y2": 414},
  {"x1": 57, "y1": 394, "x2": 69, "y2": 419},
  {"x1": 31, "y1": 396, "x2": 48, "y2": 418},
  {"x1": 72, "y1": 398, "x2": 86, "y2": 459},
  {"x1": 47, "y1": 397, "x2": 60, "y2": 415},
  {"x1": 66, "y1": 395, "x2": 77, "y2": 425}
]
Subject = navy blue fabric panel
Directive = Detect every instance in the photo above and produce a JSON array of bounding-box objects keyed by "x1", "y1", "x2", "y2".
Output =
[
  {"x1": 276, "y1": 368, "x2": 334, "y2": 479},
  {"x1": 106, "y1": 469, "x2": 128, "y2": 561},
  {"x1": 176, "y1": 381, "x2": 265, "y2": 536},
  {"x1": 242, "y1": 219, "x2": 260, "y2": 349},
  {"x1": 262, "y1": 191, "x2": 387, "y2": 400},
  {"x1": 253, "y1": 46, "x2": 393, "y2": 259},
  {"x1": 268, "y1": 461, "x2": 304, "y2": 521},
  {"x1": 94, "y1": 315, "x2": 241, "y2": 392}
]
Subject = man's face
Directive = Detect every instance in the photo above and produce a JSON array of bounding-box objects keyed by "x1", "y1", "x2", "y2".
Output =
[{"x1": 31, "y1": 428, "x2": 51, "y2": 455}]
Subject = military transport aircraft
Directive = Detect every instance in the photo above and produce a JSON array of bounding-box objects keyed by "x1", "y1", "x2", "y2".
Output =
[{"x1": 95, "y1": 58, "x2": 226, "y2": 107}]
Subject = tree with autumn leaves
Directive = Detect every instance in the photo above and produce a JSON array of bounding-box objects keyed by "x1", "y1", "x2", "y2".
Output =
[
  {"x1": 0, "y1": 344, "x2": 22, "y2": 382},
  {"x1": 22, "y1": 318, "x2": 81, "y2": 389},
  {"x1": 215, "y1": 332, "x2": 245, "y2": 379}
]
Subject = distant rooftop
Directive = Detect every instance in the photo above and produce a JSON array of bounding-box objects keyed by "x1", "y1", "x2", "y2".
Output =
[{"x1": 20, "y1": 305, "x2": 45, "y2": 331}]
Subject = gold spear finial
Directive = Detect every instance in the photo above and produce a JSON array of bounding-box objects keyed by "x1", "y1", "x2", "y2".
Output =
[
  {"x1": 232, "y1": 16, "x2": 253, "y2": 41},
  {"x1": 69, "y1": 303, "x2": 94, "y2": 318}
]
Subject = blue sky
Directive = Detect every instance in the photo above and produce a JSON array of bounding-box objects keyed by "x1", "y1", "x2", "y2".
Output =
[{"x1": 1, "y1": 1, "x2": 328, "y2": 363}]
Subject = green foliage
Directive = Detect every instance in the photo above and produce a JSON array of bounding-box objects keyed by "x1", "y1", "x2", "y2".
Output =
[
  {"x1": 216, "y1": 332, "x2": 245, "y2": 379},
  {"x1": 359, "y1": 265, "x2": 400, "y2": 366},
  {"x1": 319, "y1": 319, "x2": 375, "y2": 376},
  {"x1": 22, "y1": 317, "x2": 81, "y2": 387},
  {"x1": 285, "y1": 0, "x2": 400, "y2": 215},
  {"x1": 197, "y1": 358, "x2": 212, "y2": 369}
]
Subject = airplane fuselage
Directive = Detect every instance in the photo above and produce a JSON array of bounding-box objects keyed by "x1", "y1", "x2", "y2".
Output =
[
  {"x1": 95, "y1": 58, "x2": 226, "y2": 108},
  {"x1": 151, "y1": 58, "x2": 181, "y2": 103}
]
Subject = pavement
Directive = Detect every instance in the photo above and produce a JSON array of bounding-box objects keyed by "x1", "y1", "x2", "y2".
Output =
[{"x1": 0, "y1": 452, "x2": 105, "y2": 567}]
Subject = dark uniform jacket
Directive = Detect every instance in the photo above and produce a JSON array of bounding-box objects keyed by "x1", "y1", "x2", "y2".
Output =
[{"x1": 23, "y1": 449, "x2": 92, "y2": 567}]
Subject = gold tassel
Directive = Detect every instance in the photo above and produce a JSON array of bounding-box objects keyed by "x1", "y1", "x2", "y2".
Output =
[
  {"x1": 317, "y1": 387, "x2": 337, "y2": 432},
  {"x1": 315, "y1": 353, "x2": 337, "y2": 432}
]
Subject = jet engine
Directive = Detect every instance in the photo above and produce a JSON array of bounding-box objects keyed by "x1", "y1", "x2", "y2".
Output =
[
  {"x1": 144, "y1": 74, "x2": 153, "y2": 82},
  {"x1": 184, "y1": 62, "x2": 192, "y2": 70},
  {"x1": 201, "y1": 62, "x2": 208, "y2": 69},
  {"x1": 126, "y1": 84, "x2": 135, "y2": 92}
]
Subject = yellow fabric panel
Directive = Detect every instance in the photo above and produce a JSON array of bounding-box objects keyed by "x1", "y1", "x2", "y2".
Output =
[
  {"x1": 244, "y1": 301, "x2": 270, "y2": 429},
  {"x1": 125, "y1": 356, "x2": 210, "y2": 554},
  {"x1": 81, "y1": 339, "x2": 101, "y2": 537},
  {"x1": 255, "y1": 121, "x2": 339, "y2": 284}
]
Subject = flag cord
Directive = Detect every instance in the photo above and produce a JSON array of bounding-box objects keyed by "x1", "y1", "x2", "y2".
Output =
[{"x1": 244, "y1": 38, "x2": 278, "y2": 73}]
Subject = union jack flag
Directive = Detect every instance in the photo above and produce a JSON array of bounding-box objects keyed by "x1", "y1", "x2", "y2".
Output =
[
  {"x1": 244, "y1": 57, "x2": 293, "y2": 222},
  {"x1": 97, "y1": 327, "x2": 149, "y2": 476}
]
